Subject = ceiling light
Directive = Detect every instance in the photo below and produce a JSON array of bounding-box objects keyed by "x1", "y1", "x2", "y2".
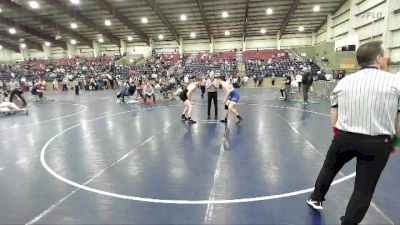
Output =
[
  {"x1": 298, "y1": 26, "x2": 305, "y2": 32},
  {"x1": 180, "y1": 14, "x2": 187, "y2": 21},
  {"x1": 142, "y1": 17, "x2": 148, "y2": 23},
  {"x1": 70, "y1": 0, "x2": 80, "y2": 4},
  {"x1": 127, "y1": 36, "x2": 133, "y2": 42},
  {"x1": 71, "y1": 39, "x2": 77, "y2": 45},
  {"x1": 266, "y1": 8, "x2": 273, "y2": 15},
  {"x1": 0, "y1": 45, "x2": 3, "y2": 50},
  {"x1": 260, "y1": 28, "x2": 266, "y2": 34},
  {"x1": 222, "y1": 11, "x2": 229, "y2": 18},
  {"x1": 0, "y1": 8, "x2": 2, "y2": 13},
  {"x1": 29, "y1": 1, "x2": 40, "y2": 9},
  {"x1": 313, "y1": 5, "x2": 320, "y2": 12},
  {"x1": 45, "y1": 42, "x2": 51, "y2": 47},
  {"x1": 9, "y1": 27, "x2": 16, "y2": 34},
  {"x1": 20, "y1": 43, "x2": 27, "y2": 49},
  {"x1": 158, "y1": 34, "x2": 164, "y2": 40},
  {"x1": 190, "y1": 32, "x2": 196, "y2": 38},
  {"x1": 104, "y1": 19, "x2": 111, "y2": 26},
  {"x1": 98, "y1": 37, "x2": 104, "y2": 43},
  {"x1": 225, "y1": 30, "x2": 230, "y2": 36},
  {"x1": 70, "y1": 23, "x2": 78, "y2": 29}
]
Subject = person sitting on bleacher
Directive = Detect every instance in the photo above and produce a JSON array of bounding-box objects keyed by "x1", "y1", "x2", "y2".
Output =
[{"x1": 143, "y1": 81, "x2": 155, "y2": 104}]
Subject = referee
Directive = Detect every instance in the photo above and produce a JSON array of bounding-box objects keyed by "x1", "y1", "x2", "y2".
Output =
[
  {"x1": 307, "y1": 41, "x2": 400, "y2": 225},
  {"x1": 206, "y1": 72, "x2": 218, "y2": 119}
]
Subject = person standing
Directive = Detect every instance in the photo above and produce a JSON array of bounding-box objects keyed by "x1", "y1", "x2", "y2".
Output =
[
  {"x1": 179, "y1": 76, "x2": 202, "y2": 124},
  {"x1": 206, "y1": 72, "x2": 218, "y2": 120},
  {"x1": 301, "y1": 69, "x2": 314, "y2": 104},
  {"x1": 8, "y1": 78, "x2": 27, "y2": 107},
  {"x1": 307, "y1": 41, "x2": 399, "y2": 225},
  {"x1": 200, "y1": 77, "x2": 206, "y2": 98},
  {"x1": 282, "y1": 74, "x2": 292, "y2": 101},
  {"x1": 73, "y1": 77, "x2": 79, "y2": 96},
  {"x1": 295, "y1": 72, "x2": 303, "y2": 92},
  {"x1": 52, "y1": 79, "x2": 59, "y2": 90},
  {"x1": 217, "y1": 76, "x2": 243, "y2": 124}
]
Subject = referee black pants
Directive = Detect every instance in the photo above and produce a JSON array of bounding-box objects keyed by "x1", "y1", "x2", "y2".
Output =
[
  {"x1": 10, "y1": 89, "x2": 27, "y2": 106},
  {"x1": 311, "y1": 131, "x2": 391, "y2": 225},
  {"x1": 303, "y1": 84, "x2": 310, "y2": 102},
  {"x1": 207, "y1": 92, "x2": 218, "y2": 117}
]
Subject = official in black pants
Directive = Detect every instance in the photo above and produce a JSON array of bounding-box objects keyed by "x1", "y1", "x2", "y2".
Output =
[
  {"x1": 10, "y1": 89, "x2": 27, "y2": 107},
  {"x1": 206, "y1": 73, "x2": 218, "y2": 119},
  {"x1": 200, "y1": 78, "x2": 206, "y2": 98},
  {"x1": 311, "y1": 131, "x2": 391, "y2": 224},
  {"x1": 307, "y1": 41, "x2": 399, "y2": 225}
]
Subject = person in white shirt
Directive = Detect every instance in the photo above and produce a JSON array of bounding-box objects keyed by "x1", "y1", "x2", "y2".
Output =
[
  {"x1": 206, "y1": 73, "x2": 218, "y2": 119},
  {"x1": 8, "y1": 78, "x2": 27, "y2": 107},
  {"x1": 183, "y1": 75, "x2": 189, "y2": 84},
  {"x1": 52, "y1": 79, "x2": 59, "y2": 90},
  {"x1": 0, "y1": 97, "x2": 28, "y2": 115},
  {"x1": 143, "y1": 81, "x2": 155, "y2": 103},
  {"x1": 0, "y1": 102, "x2": 28, "y2": 115},
  {"x1": 295, "y1": 73, "x2": 303, "y2": 92},
  {"x1": 178, "y1": 76, "x2": 202, "y2": 124},
  {"x1": 242, "y1": 76, "x2": 249, "y2": 87},
  {"x1": 307, "y1": 41, "x2": 397, "y2": 225}
]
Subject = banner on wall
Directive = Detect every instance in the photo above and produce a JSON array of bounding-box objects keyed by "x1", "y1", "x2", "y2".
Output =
[
  {"x1": 335, "y1": 34, "x2": 359, "y2": 52},
  {"x1": 340, "y1": 58, "x2": 357, "y2": 69}
]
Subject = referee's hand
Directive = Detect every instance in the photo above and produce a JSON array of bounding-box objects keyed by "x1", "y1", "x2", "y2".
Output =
[{"x1": 391, "y1": 146, "x2": 399, "y2": 154}]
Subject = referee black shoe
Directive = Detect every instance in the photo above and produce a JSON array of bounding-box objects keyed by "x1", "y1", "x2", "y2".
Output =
[
  {"x1": 181, "y1": 115, "x2": 187, "y2": 121},
  {"x1": 188, "y1": 119, "x2": 197, "y2": 124},
  {"x1": 307, "y1": 198, "x2": 323, "y2": 210}
]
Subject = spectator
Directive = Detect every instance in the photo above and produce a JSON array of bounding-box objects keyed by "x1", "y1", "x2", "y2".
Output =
[
  {"x1": 301, "y1": 70, "x2": 314, "y2": 104},
  {"x1": 282, "y1": 74, "x2": 292, "y2": 101},
  {"x1": 295, "y1": 72, "x2": 302, "y2": 92},
  {"x1": 143, "y1": 81, "x2": 155, "y2": 103}
]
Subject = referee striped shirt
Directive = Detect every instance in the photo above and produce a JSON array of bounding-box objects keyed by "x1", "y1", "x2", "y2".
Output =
[{"x1": 331, "y1": 68, "x2": 400, "y2": 136}]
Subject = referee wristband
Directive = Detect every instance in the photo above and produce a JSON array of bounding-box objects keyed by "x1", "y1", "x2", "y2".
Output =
[
  {"x1": 394, "y1": 137, "x2": 400, "y2": 147},
  {"x1": 333, "y1": 127, "x2": 339, "y2": 135}
]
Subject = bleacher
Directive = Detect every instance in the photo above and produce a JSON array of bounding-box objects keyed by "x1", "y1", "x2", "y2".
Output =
[
  {"x1": 183, "y1": 51, "x2": 237, "y2": 76},
  {"x1": 244, "y1": 49, "x2": 320, "y2": 77},
  {"x1": 243, "y1": 49, "x2": 287, "y2": 60}
]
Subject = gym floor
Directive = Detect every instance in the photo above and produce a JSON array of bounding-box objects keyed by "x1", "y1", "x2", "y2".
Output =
[{"x1": 0, "y1": 88, "x2": 399, "y2": 225}]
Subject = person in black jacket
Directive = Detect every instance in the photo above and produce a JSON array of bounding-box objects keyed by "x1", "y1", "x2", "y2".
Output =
[
  {"x1": 302, "y1": 69, "x2": 314, "y2": 104},
  {"x1": 282, "y1": 74, "x2": 292, "y2": 101}
]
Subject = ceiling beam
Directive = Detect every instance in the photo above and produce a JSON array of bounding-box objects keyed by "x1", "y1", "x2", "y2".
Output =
[
  {"x1": 243, "y1": 0, "x2": 250, "y2": 42},
  {"x1": 0, "y1": 40, "x2": 20, "y2": 52},
  {"x1": 195, "y1": 0, "x2": 212, "y2": 43},
  {"x1": 144, "y1": 0, "x2": 180, "y2": 44},
  {"x1": 279, "y1": 0, "x2": 303, "y2": 39},
  {"x1": 0, "y1": 31, "x2": 43, "y2": 51},
  {"x1": 43, "y1": 0, "x2": 120, "y2": 47},
  {"x1": 0, "y1": 16, "x2": 67, "y2": 50},
  {"x1": 2, "y1": 0, "x2": 92, "y2": 48},
  {"x1": 95, "y1": 0, "x2": 150, "y2": 46},
  {"x1": 314, "y1": 0, "x2": 348, "y2": 33}
]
